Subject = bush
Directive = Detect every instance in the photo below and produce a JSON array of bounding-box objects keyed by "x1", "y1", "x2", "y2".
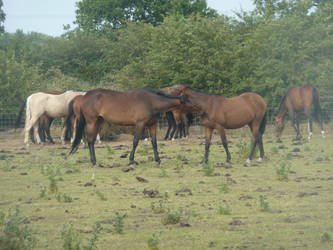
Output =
[{"x1": 0, "y1": 206, "x2": 37, "y2": 250}]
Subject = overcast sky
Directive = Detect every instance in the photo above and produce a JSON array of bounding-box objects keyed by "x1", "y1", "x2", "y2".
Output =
[{"x1": 3, "y1": 0, "x2": 254, "y2": 37}]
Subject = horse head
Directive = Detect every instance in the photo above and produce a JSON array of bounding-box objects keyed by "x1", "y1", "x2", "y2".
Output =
[
  {"x1": 168, "y1": 84, "x2": 190, "y2": 96},
  {"x1": 274, "y1": 116, "x2": 284, "y2": 142}
]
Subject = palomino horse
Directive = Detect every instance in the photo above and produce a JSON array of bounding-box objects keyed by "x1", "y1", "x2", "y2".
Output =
[
  {"x1": 161, "y1": 86, "x2": 198, "y2": 140},
  {"x1": 17, "y1": 91, "x2": 64, "y2": 144},
  {"x1": 169, "y1": 85, "x2": 267, "y2": 165},
  {"x1": 69, "y1": 88, "x2": 187, "y2": 167},
  {"x1": 64, "y1": 95, "x2": 101, "y2": 144},
  {"x1": 274, "y1": 84, "x2": 325, "y2": 142},
  {"x1": 23, "y1": 91, "x2": 85, "y2": 146}
]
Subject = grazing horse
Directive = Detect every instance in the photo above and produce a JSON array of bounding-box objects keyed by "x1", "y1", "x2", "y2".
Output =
[
  {"x1": 22, "y1": 91, "x2": 85, "y2": 146},
  {"x1": 274, "y1": 84, "x2": 325, "y2": 142},
  {"x1": 69, "y1": 88, "x2": 187, "y2": 167},
  {"x1": 169, "y1": 85, "x2": 267, "y2": 165},
  {"x1": 64, "y1": 95, "x2": 101, "y2": 144},
  {"x1": 161, "y1": 86, "x2": 198, "y2": 140}
]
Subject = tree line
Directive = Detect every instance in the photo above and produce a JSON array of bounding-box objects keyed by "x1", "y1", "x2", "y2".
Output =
[{"x1": 0, "y1": 0, "x2": 332, "y2": 119}]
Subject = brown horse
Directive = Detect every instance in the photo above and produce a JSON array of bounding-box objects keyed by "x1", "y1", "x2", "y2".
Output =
[
  {"x1": 161, "y1": 86, "x2": 199, "y2": 140},
  {"x1": 169, "y1": 85, "x2": 267, "y2": 165},
  {"x1": 69, "y1": 88, "x2": 187, "y2": 167},
  {"x1": 274, "y1": 84, "x2": 325, "y2": 142}
]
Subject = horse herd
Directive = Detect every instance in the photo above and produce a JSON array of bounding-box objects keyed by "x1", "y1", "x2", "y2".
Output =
[{"x1": 16, "y1": 84, "x2": 325, "y2": 168}]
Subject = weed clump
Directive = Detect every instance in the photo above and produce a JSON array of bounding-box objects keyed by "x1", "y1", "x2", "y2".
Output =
[
  {"x1": 276, "y1": 161, "x2": 291, "y2": 181},
  {"x1": 0, "y1": 206, "x2": 37, "y2": 249},
  {"x1": 147, "y1": 232, "x2": 161, "y2": 250},
  {"x1": 113, "y1": 212, "x2": 127, "y2": 234},
  {"x1": 162, "y1": 208, "x2": 183, "y2": 225},
  {"x1": 258, "y1": 195, "x2": 270, "y2": 212}
]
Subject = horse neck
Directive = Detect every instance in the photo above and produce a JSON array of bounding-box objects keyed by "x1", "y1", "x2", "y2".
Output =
[
  {"x1": 153, "y1": 96, "x2": 181, "y2": 113},
  {"x1": 276, "y1": 101, "x2": 288, "y2": 121},
  {"x1": 185, "y1": 89, "x2": 211, "y2": 112}
]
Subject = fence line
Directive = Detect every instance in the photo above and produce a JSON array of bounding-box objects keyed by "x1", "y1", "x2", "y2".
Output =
[{"x1": 1, "y1": 107, "x2": 333, "y2": 131}]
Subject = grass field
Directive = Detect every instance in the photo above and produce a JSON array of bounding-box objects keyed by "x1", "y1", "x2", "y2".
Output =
[{"x1": 0, "y1": 124, "x2": 332, "y2": 249}]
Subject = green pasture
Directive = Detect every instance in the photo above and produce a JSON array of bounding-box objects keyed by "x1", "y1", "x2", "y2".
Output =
[{"x1": 0, "y1": 125, "x2": 332, "y2": 249}]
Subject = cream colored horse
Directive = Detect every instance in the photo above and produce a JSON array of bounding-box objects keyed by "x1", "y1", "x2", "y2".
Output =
[{"x1": 24, "y1": 91, "x2": 86, "y2": 146}]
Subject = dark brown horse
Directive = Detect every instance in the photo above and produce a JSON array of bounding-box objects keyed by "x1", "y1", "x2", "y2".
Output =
[
  {"x1": 69, "y1": 88, "x2": 187, "y2": 167},
  {"x1": 274, "y1": 84, "x2": 325, "y2": 142},
  {"x1": 169, "y1": 85, "x2": 267, "y2": 165},
  {"x1": 161, "y1": 86, "x2": 199, "y2": 140}
]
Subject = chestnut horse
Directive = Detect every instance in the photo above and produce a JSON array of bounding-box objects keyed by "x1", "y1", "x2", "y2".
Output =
[
  {"x1": 161, "y1": 86, "x2": 198, "y2": 140},
  {"x1": 69, "y1": 88, "x2": 187, "y2": 167},
  {"x1": 169, "y1": 85, "x2": 267, "y2": 165},
  {"x1": 274, "y1": 84, "x2": 325, "y2": 142}
]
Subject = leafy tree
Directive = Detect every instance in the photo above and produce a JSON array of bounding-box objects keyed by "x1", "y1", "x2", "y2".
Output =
[
  {"x1": 74, "y1": 0, "x2": 217, "y2": 32},
  {"x1": 0, "y1": 0, "x2": 5, "y2": 34}
]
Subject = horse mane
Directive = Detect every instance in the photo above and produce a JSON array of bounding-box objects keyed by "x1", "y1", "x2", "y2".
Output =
[
  {"x1": 140, "y1": 88, "x2": 180, "y2": 99},
  {"x1": 278, "y1": 87, "x2": 293, "y2": 110}
]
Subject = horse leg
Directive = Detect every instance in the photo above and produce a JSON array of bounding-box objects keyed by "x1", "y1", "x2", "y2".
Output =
[
  {"x1": 289, "y1": 109, "x2": 299, "y2": 140},
  {"x1": 85, "y1": 121, "x2": 100, "y2": 167},
  {"x1": 257, "y1": 134, "x2": 265, "y2": 162},
  {"x1": 246, "y1": 123, "x2": 260, "y2": 165},
  {"x1": 203, "y1": 126, "x2": 213, "y2": 163},
  {"x1": 45, "y1": 117, "x2": 54, "y2": 144},
  {"x1": 33, "y1": 121, "x2": 42, "y2": 144},
  {"x1": 148, "y1": 123, "x2": 161, "y2": 164},
  {"x1": 129, "y1": 124, "x2": 144, "y2": 166},
  {"x1": 305, "y1": 108, "x2": 313, "y2": 140},
  {"x1": 24, "y1": 115, "x2": 40, "y2": 146},
  {"x1": 164, "y1": 112, "x2": 173, "y2": 140},
  {"x1": 216, "y1": 125, "x2": 231, "y2": 165}
]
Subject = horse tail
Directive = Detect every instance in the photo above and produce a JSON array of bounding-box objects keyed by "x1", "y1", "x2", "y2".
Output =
[
  {"x1": 186, "y1": 113, "x2": 194, "y2": 126},
  {"x1": 69, "y1": 108, "x2": 86, "y2": 155},
  {"x1": 15, "y1": 100, "x2": 27, "y2": 130},
  {"x1": 312, "y1": 87, "x2": 322, "y2": 122},
  {"x1": 259, "y1": 111, "x2": 267, "y2": 135},
  {"x1": 64, "y1": 100, "x2": 75, "y2": 141}
]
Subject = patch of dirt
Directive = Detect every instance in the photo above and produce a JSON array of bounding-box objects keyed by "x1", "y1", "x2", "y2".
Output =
[
  {"x1": 239, "y1": 195, "x2": 252, "y2": 200},
  {"x1": 143, "y1": 188, "x2": 160, "y2": 198},
  {"x1": 175, "y1": 187, "x2": 193, "y2": 196},
  {"x1": 297, "y1": 192, "x2": 318, "y2": 198},
  {"x1": 136, "y1": 176, "x2": 148, "y2": 183}
]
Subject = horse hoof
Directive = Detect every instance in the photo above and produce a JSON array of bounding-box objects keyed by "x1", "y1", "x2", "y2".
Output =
[
  {"x1": 321, "y1": 131, "x2": 325, "y2": 138},
  {"x1": 257, "y1": 157, "x2": 263, "y2": 163},
  {"x1": 244, "y1": 159, "x2": 251, "y2": 167},
  {"x1": 224, "y1": 162, "x2": 232, "y2": 168},
  {"x1": 128, "y1": 161, "x2": 138, "y2": 167}
]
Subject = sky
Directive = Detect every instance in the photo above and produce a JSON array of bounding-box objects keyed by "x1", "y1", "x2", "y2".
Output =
[{"x1": 3, "y1": 0, "x2": 255, "y2": 37}]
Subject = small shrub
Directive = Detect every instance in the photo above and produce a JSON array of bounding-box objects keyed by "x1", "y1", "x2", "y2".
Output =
[
  {"x1": 202, "y1": 163, "x2": 214, "y2": 177},
  {"x1": 105, "y1": 144, "x2": 114, "y2": 154},
  {"x1": 236, "y1": 139, "x2": 255, "y2": 159},
  {"x1": 151, "y1": 200, "x2": 166, "y2": 214},
  {"x1": 147, "y1": 232, "x2": 161, "y2": 250},
  {"x1": 48, "y1": 175, "x2": 58, "y2": 193},
  {"x1": 162, "y1": 208, "x2": 183, "y2": 225},
  {"x1": 95, "y1": 190, "x2": 107, "y2": 201},
  {"x1": 217, "y1": 203, "x2": 231, "y2": 215},
  {"x1": 276, "y1": 161, "x2": 290, "y2": 181},
  {"x1": 63, "y1": 193, "x2": 73, "y2": 203},
  {"x1": 0, "y1": 206, "x2": 37, "y2": 249},
  {"x1": 321, "y1": 232, "x2": 331, "y2": 242},
  {"x1": 40, "y1": 184, "x2": 46, "y2": 198},
  {"x1": 258, "y1": 195, "x2": 270, "y2": 212},
  {"x1": 113, "y1": 212, "x2": 127, "y2": 234},
  {"x1": 218, "y1": 179, "x2": 230, "y2": 193},
  {"x1": 61, "y1": 222, "x2": 81, "y2": 250},
  {"x1": 84, "y1": 222, "x2": 102, "y2": 250},
  {"x1": 176, "y1": 154, "x2": 185, "y2": 161},
  {"x1": 159, "y1": 168, "x2": 168, "y2": 178}
]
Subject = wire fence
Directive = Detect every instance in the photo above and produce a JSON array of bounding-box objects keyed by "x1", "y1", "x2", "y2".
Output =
[{"x1": 1, "y1": 105, "x2": 332, "y2": 131}]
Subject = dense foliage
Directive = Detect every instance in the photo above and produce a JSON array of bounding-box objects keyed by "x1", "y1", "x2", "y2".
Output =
[{"x1": 0, "y1": 0, "x2": 333, "y2": 118}]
